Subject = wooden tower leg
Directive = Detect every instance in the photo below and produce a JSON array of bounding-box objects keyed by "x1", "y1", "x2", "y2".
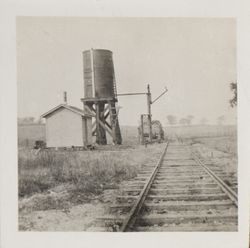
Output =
[
  {"x1": 108, "y1": 101, "x2": 122, "y2": 145},
  {"x1": 108, "y1": 102, "x2": 117, "y2": 144},
  {"x1": 83, "y1": 100, "x2": 122, "y2": 145},
  {"x1": 95, "y1": 103, "x2": 107, "y2": 145}
]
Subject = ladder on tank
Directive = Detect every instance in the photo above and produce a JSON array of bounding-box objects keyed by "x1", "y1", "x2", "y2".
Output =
[
  {"x1": 108, "y1": 102, "x2": 122, "y2": 144},
  {"x1": 110, "y1": 105, "x2": 118, "y2": 126},
  {"x1": 112, "y1": 64, "x2": 118, "y2": 99}
]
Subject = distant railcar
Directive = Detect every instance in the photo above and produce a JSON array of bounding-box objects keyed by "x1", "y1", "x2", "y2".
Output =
[{"x1": 138, "y1": 119, "x2": 164, "y2": 144}]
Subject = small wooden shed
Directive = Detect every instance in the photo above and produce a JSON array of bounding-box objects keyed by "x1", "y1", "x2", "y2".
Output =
[{"x1": 41, "y1": 104, "x2": 93, "y2": 148}]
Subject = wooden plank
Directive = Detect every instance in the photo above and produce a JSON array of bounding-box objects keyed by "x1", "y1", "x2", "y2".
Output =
[
  {"x1": 149, "y1": 188, "x2": 223, "y2": 195},
  {"x1": 81, "y1": 97, "x2": 116, "y2": 103},
  {"x1": 96, "y1": 117, "x2": 113, "y2": 137},
  {"x1": 134, "y1": 224, "x2": 237, "y2": 232},
  {"x1": 104, "y1": 120, "x2": 112, "y2": 130},
  {"x1": 143, "y1": 201, "x2": 234, "y2": 211},
  {"x1": 95, "y1": 104, "x2": 101, "y2": 143},
  {"x1": 137, "y1": 213, "x2": 237, "y2": 225},
  {"x1": 108, "y1": 101, "x2": 117, "y2": 144},
  {"x1": 151, "y1": 183, "x2": 218, "y2": 188},
  {"x1": 146, "y1": 193, "x2": 229, "y2": 201}
]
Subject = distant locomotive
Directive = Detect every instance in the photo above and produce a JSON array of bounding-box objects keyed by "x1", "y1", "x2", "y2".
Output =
[
  {"x1": 151, "y1": 120, "x2": 164, "y2": 140},
  {"x1": 138, "y1": 115, "x2": 164, "y2": 144}
]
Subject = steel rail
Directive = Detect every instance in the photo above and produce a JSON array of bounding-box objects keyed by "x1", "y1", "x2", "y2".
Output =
[
  {"x1": 120, "y1": 141, "x2": 170, "y2": 232},
  {"x1": 192, "y1": 153, "x2": 238, "y2": 207}
]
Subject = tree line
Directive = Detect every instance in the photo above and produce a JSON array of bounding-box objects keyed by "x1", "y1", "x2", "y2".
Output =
[
  {"x1": 166, "y1": 115, "x2": 228, "y2": 126},
  {"x1": 18, "y1": 117, "x2": 44, "y2": 125},
  {"x1": 167, "y1": 82, "x2": 237, "y2": 126}
]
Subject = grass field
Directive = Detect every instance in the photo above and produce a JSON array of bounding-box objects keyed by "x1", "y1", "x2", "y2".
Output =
[
  {"x1": 18, "y1": 123, "x2": 236, "y2": 147},
  {"x1": 191, "y1": 136, "x2": 237, "y2": 156},
  {"x1": 165, "y1": 125, "x2": 236, "y2": 139},
  {"x1": 18, "y1": 141, "x2": 166, "y2": 230},
  {"x1": 18, "y1": 124, "x2": 237, "y2": 200},
  {"x1": 18, "y1": 123, "x2": 237, "y2": 230},
  {"x1": 19, "y1": 143, "x2": 165, "y2": 208},
  {"x1": 166, "y1": 125, "x2": 237, "y2": 157}
]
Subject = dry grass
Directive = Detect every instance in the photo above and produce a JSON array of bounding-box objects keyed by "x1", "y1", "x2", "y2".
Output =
[
  {"x1": 192, "y1": 136, "x2": 237, "y2": 156},
  {"x1": 167, "y1": 125, "x2": 237, "y2": 156},
  {"x1": 165, "y1": 125, "x2": 236, "y2": 139},
  {"x1": 18, "y1": 123, "x2": 165, "y2": 213},
  {"x1": 18, "y1": 144, "x2": 164, "y2": 210},
  {"x1": 19, "y1": 124, "x2": 237, "y2": 214},
  {"x1": 19, "y1": 150, "x2": 135, "y2": 197}
]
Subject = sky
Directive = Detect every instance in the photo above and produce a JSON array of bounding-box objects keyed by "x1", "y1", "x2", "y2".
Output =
[{"x1": 17, "y1": 17, "x2": 237, "y2": 126}]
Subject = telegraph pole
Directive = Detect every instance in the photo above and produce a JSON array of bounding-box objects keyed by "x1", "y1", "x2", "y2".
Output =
[
  {"x1": 117, "y1": 84, "x2": 168, "y2": 144},
  {"x1": 147, "y1": 84, "x2": 153, "y2": 142}
]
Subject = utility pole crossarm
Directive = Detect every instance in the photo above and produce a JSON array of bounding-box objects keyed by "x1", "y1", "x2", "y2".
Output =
[{"x1": 151, "y1": 87, "x2": 168, "y2": 104}]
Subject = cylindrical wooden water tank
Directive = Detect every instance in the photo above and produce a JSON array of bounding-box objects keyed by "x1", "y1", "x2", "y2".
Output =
[{"x1": 83, "y1": 49, "x2": 115, "y2": 99}]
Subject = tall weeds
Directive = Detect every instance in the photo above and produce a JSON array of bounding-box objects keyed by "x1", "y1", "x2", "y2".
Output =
[{"x1": 18, "y1": 150, "x2": 140, "y2": 198}]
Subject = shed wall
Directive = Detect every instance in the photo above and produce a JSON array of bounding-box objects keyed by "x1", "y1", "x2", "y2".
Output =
[
  {"x1": 87, "y1": 118, "x2": 92, "y2": 143},
  {"x1": 46, "y1": 108, "x2": 84, "y2": 147}
]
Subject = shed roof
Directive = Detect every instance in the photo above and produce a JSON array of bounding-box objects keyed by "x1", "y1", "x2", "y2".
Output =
[{"x1": 41, "y1": 104, "x2": 94, "y2": 118}]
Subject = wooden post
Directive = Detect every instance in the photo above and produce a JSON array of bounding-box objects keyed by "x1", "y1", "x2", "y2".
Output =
[
  {"x1": 147, "y1": 84, "x2": 152, "y2": 143},
  {"x1": 113, "y1": 103, "x2": 122, "y2": 145},
  {"x1": 82, "y1": 100, "x2": 119, "y2": 145},
  {"x1": 97, "y1": 103, "x2": 107, "y2": 145},
  {"x1": 140, "y1": 114, "x2": 144, "y2": 145},
  {"x1": 95, "y1": 103, "x2": 101, "y2": 144},
  {"x1": 63, "y1": 91, "x2": 67, "y2": 104},
  {"x1": 83, "y1": 117, "x2": 88, "y2": 146},
  {"x1": 108, "y1": 102, "x2": 117, "y2": 144}
]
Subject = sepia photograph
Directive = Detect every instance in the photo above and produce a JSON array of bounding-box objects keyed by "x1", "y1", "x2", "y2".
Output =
[{"x1": 16, "y1": 17, "x2": 238, "y2": 232}]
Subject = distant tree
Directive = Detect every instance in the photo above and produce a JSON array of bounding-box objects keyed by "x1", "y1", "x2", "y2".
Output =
[
  {"x1": 179, "y1": 118, "x2": 188, "y2": 125},
  {"x1": 167, "y1": 115, "x2": 177, "y2": 125},
  {"x1": 200, "y1": 118, "x2": 208, "y2": 125},
  {"x1": 229, "y1": 82, "x2": 237, "y2": 108},
  {"x1": 217, "y1": 115, "x2": 225, "y2": 125},
  {"x1": 18, "y1": 117, "x2": 35, "y2": 124},
  {"x1": 186, "y1": 115, "x2": 194, "y2": 125}
]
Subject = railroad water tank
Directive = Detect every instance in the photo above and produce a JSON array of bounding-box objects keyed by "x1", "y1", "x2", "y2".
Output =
[{"x1": 83, "y1": 49, "x2": 115, "y2": 99}]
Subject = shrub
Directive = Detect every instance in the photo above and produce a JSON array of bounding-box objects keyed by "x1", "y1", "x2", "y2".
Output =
[{"x1": 19, "y1": 175, "x2": 52, "y2": 197}]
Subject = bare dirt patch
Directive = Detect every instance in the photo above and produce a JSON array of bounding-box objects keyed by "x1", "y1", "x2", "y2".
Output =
[{"x1": 19, "y1": 202, "x2": 106, "y2": 231}]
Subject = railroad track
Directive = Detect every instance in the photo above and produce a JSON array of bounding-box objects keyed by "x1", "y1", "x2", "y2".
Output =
[{"x1": 99, "y1": 138, "x2": 238, "y2": 232}]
